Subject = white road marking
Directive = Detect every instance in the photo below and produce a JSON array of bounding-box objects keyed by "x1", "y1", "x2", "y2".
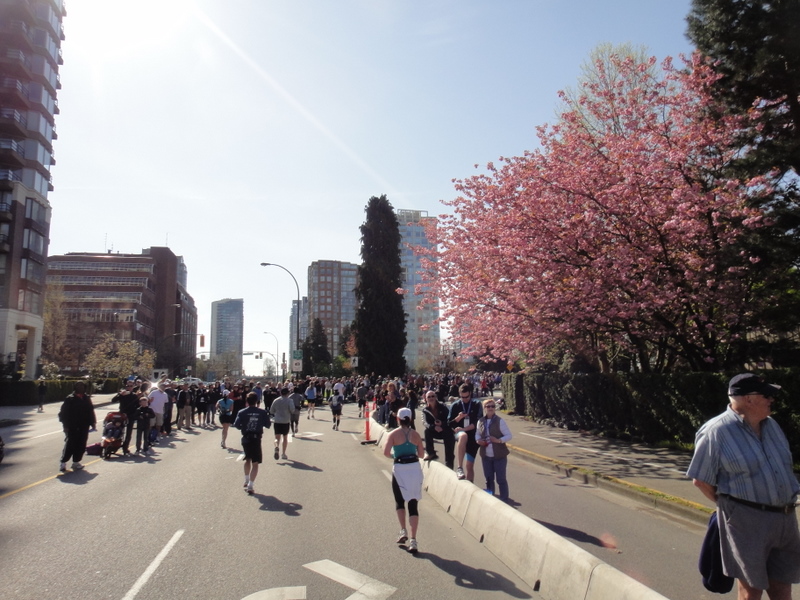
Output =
[
  {"x1": 121, "y1": 529, "x2": 184, "y2": 600},
  {"x1": 241, "y1": 586, "x2": 306, "y2": 600},
  {"x1": 29, "y1": 430, "x2": 63, "y2": 440},
  {"x1": 294, "y1": 432, "x2": 323, "y2": 439},
  {"x1": 381, "y1": 470, "x2": 392, "y2": 481},
  {"x1": 517, "y1": 431, "x2": 685, "y2": 474},
  {"x1": 304, "y1": 560, "x2": 397, "y2": 600}
]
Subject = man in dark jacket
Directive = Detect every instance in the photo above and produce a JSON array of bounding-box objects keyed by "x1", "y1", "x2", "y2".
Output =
[
  {"x1": 58, "y1": 381, "x2": 96, "y2": 472},
  {"x1": 421, "y1": 390, "x2": 455, "y2": 469}
]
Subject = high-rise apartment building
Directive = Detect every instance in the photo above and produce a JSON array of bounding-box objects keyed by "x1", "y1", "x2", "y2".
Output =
[
  {"x1": 396, "y1": 209, "x2": 440, "y2": 371},
  {"x1": 46, "y1": 247, "x2": 198, "y2": 376},
  {"x1": 210, "y1": 298, "x2": 243, "y2": 376},
  {"x1": 0, "y1": 0, "x2": 65, "y2": 377},
  {"x1": 307, "y1": 260, "x2": 357, "y2": 359},
  {"x1": 290, "y1": 296, "x2": 308, "y2": 355}
]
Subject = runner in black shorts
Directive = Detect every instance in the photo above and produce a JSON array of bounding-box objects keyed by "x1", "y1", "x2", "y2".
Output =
[{"x1": 233, "y1": 393, "x2": 270, "y2": 494}]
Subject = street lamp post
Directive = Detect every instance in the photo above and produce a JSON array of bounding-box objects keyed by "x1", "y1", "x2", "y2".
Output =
[
  {"x1": 260, "y1": 262, "x2": 301, "y2": 363},
  {"x1": 264, "y1": 331, "x2": 280, "y2": 380}
]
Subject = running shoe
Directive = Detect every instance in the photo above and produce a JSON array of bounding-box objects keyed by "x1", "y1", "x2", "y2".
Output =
[
  {"x1": 246, "y1": 485, "x2": 254, "y2": 495},
  {"x1": 456, "y1": 467, "x2": 465, "y2": 480},
  {"x1": 71, "y1": 462, "x2": 84, "y2": 470},
  {"x1": 408, "y1": 539, "x2": 418, "y2": 554},
  {"x1": 274, "y1": 447, "x2": 279, "y2": 460},
  {"x1": 59, "y1": 462, "x2": 66, "y2": 472},
  {"x1": 281, "y1": 453, "x2": 287, "y2": 460},
  {"x1": 396, "y1": 529, "x2": 408, "y2": 544}
]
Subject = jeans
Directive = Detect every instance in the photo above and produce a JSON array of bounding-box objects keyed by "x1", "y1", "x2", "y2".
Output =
[{"x1": 481, "y1": 455, "x2": 509, "y2": 502}]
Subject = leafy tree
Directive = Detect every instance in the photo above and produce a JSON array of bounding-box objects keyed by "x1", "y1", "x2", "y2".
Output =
[
  {"x1": 84, "y1": 334, "x2": 155, "y2": 380},
  {"x1": 686, "y1": 0, "x2": 800, "y2": 175},
  {"x1": 354, "y1": 195, "x2": 407, "y2": 376},
  {"x1": 42, "y1": 283, "x2": 69, "y2": 364},
  {"x1": 424, "y1": 55, "x2": 777, "y2": 373}
]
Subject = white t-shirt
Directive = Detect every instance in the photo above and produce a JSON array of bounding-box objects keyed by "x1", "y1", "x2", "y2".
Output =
[{"x1": 148, "y1": 388, "x2": 169, "y2": 415}]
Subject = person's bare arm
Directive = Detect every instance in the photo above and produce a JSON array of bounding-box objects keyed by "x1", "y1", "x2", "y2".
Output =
[{"x1": 693, "y1": 479, "x2": 718, "y2": 503}]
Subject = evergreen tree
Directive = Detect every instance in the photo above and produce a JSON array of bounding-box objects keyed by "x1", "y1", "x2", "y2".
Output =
[
  {"x1": 686, "y1": 0, "x2": 800, "y2": 175},
  {"x1": 687, "y1": 1, "x2": 800, "y2": 367},
  {"x1": 354, "y1": 195, "x2": 407, "y2": 376},
  {"x1": 308, "y1": 318, "x2": 331, "y2": 371}
]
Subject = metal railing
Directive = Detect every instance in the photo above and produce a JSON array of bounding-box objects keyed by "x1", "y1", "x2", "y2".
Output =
[{"x1": 0, "y1": 108, "x2": 28, "y2": 128}]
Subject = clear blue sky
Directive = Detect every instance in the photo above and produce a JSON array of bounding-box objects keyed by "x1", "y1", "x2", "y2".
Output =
[{"x1": 49, "y1": 0, "x2": 694, "y2": 376}]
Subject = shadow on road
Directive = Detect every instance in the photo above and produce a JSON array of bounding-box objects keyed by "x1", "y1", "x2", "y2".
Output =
[
  {"x1": 255, "y1": 494, "x2": 302, "y2": 516},
  {"x1": 420, "y1": 553, "x2": 532, "y2": 598}
]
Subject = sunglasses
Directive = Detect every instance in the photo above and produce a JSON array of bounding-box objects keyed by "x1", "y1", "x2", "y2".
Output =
[{"x1": 484, "y1": 404, "x2": 496, "y2": 408}]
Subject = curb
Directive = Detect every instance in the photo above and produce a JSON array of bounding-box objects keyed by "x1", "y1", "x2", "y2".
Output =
[{"x1": 507, "y1": 444, "x2": 712, "y2": 525}]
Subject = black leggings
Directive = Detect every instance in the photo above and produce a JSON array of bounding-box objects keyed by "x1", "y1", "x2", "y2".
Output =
[{"x1": 391, "y1": 476, "x2": 419, "y2": 516}]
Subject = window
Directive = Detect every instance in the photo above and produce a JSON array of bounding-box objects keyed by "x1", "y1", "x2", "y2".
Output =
[
  {"x1": 25, "y1": 197, "x2": 49, "y2": 225},
  {"x1": 21, "y1": 258, "x2": 45, "y2": 284},
  {"x1": 23, "y1": 228, "x2": 45, "y2": 255}
]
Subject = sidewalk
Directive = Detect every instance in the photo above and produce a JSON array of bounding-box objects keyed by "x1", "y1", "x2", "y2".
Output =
[
  {"x1": 0, "y1": 393, "x2": 118, "y2": 424},
  {"x1": 485, "y1": 391, "x2": 715, "y2": 524}
]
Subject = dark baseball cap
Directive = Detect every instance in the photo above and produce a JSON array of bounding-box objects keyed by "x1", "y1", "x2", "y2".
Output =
[{"x1": 728, "y1": 373, "x2": 782, "y2": 397}]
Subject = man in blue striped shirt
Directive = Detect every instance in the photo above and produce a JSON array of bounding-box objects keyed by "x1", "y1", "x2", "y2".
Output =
[{"x1": 687, "y1": 373, "x2": 800, "y2": 600}]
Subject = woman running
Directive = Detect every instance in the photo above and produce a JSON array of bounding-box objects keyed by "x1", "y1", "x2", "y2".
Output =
[
  {"x1": 383, "y1": 407, "x2": 425, "y2": 553},
  {"x1": 216, "y1": 390, "x2": 234, "y2": 448}
]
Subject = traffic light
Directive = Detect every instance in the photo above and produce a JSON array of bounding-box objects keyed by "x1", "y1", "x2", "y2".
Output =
[{"x1": 199, "y1": 334, "x2": 205, "y2": 347}]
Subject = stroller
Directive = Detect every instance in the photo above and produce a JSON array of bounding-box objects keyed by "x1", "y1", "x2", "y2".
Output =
[{"x1": 101, "y1": 411, "x2": 128, "y2": 459}]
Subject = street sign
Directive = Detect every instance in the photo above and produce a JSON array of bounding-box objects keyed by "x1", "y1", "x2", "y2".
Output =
[
  {"x1": 291, "y1": 358, "x2": 302, "y2": 372},
  {"x1": 292, "y1": 350, "x2": 303, "y2": 361},
  {"x1": 350, "y1": 356, "x2": 359, "y2": 367}
]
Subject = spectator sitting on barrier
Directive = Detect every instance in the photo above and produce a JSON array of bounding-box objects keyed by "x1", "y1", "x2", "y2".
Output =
[
  {"x1": 448, "y1": 383, "x2": 483, "y2": 482},
  {"x1": 421, "y1": 390, "x2": 455, "y2": 469}
]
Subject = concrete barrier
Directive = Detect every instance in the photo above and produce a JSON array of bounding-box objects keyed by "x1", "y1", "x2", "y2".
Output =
[
  {"x1": 418, "y1": 454, "x2": 671, "y2": 600},
  {"x1": 585, "y1": 564, "x2": 671, "y2": 600}
]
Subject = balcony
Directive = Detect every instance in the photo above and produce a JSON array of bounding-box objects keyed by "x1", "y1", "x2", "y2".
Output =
[
  {"x1": 0, "y1": 19, "x2": 33, "y2": 51},
  {"x1": 0, "y1": 108, "x2": 28, "y2": 138},
  {"x1": 0, "y1": 77, "x2": 31, "y2": 109},
  {"x1": 0, "y1": 139, "x2": 25, "y2": 168},
  {"x1": 0, "y1": 49, "x2": 33, "y2": 79},
  {"x1": 0, "y1": 201, "x2": 12, "y2": 222},
  {"x1": 0, "y1": 233, "x2": 10, "y2": 253}
]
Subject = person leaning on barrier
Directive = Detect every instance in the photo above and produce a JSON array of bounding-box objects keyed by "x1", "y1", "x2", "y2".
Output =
[
  {"x1": 421, "y1": 390, "x2": 455, "y2": 469},
  {"x1": 687, "y1": 373, "x2": 800, "y2": 600}
]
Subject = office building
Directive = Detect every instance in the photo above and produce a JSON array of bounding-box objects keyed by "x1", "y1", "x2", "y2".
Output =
[
  {"x1": 396, "y1": 209, "x2": 440, "y2": 371},
  {"x1": 0, "y1": 0, "x2": 65, "y2": 377},
  {"x1": 46, "y1": 247, "x2": 198, "y2": 375},
  {"x1": 307, "y1": 260, "x2": 357, "y2": 359},
  {"x1": 210, "y1": 298, "x2": 243, "y2": 376},
  {"x1": 290, "y1": 295, "x2": 308, "y2": 354}
]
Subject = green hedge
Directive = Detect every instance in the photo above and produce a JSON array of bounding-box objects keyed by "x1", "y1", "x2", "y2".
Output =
[
  {"x1": 0, "y1": 378, "x2": 122, "y2": 406},
  {"x1": 503, "y1": 370, "x2": 800, "y2": 460}
]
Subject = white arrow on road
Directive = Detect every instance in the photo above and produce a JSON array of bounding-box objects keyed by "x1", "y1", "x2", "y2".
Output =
[
  {"x1": 294, "y1": 431, "x2": 323, "y2": 439},
  {"x1": 242, "y1": 586, "x2": 306, "y2": 600},
  {"x1": 304, "y1": 560, "x2": 397, "y2": 600}
]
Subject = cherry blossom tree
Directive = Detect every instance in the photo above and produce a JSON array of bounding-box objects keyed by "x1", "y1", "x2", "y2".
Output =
[{"x1": 422, "y1": 54, "x2": 777, "y2": 372}]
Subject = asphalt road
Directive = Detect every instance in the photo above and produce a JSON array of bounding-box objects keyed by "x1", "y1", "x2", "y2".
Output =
[
  {"x1": 1, "y1": 405, "x2": 532, "y2": 600},
  {"x1": 1, "y1": 402, "x2": 735, "y2": 599}
]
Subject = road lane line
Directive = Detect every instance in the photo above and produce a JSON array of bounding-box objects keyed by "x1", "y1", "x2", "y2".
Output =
[
  {"x1": 517, "y1": 431, "x2": 684, "y2": 474},
  {"x1": 0, "y1": 458, "x2": 103, "y2": 501},
  {"x1": 121, "y1": 529, "x2": 184, "y2": 600}
]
